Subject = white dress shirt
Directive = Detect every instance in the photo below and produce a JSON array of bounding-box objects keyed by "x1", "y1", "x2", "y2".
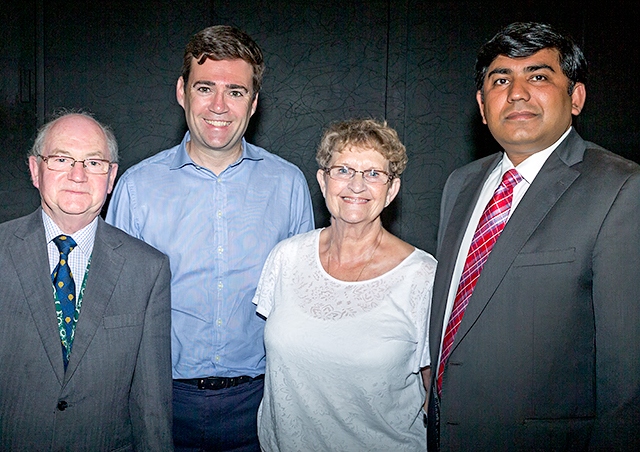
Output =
[
  {"x1": 435, "y1": 127, "x2": 573, "y2": 375},
  {"x1": 43, "y1": 211, "x2": 97, "y2": 299}
]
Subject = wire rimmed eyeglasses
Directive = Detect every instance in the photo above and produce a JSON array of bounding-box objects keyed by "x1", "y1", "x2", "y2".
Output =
[
  {"x1": 38, "y1": 154, "x2": 114, "y2": 175},
  {"x1": 324, "y1": 165, "x2": 392, "y2": 185}
]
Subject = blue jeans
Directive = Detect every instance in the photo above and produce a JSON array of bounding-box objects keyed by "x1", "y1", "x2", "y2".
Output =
[{"x1": 173, "y1": 378, "x2": 263, "y2": 452}]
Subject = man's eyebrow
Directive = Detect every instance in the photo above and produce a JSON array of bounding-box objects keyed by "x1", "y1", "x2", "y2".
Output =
[
  {"x1": 487, "y1": 63, "x2": 555, "y2": 79},
  {"x1": 192, "y1": 80, "x2": 249, "y2": 92},
  {"x1": 524, "y1": 64, "x2": 555, "y2": 73},
  {"x1": 227, "y1": 84, "x2": 249, "y2": 92},
  {"x1": 49, "y1": 148, "x2": 107, "y2": 158},
  {"x1": 191, "y1": 80, "x2": 215, "y2": 88},
  {"x1": 487, "y1": 67, "x2": 512, "y2": 78}
]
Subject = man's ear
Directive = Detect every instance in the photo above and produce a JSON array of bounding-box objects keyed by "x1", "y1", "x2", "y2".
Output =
[
  {"x1": 176, "y1": 77, "x2": 186, "y2": 109},
  {"x1": 250, "y1": 92, "x2": 259, "y2": 117},
  {"x1": 28, "y1": 156, "x2": 41, "y2": 189},
  {"x1": 106, "y1": 164, "x2": 118, "y2": 194},
  {"x1": 570, "y1": 83, "x2": 586, "y2": 116},
  {"x1": 476, "y1": 90, "x2": 487, "y2": 125}
]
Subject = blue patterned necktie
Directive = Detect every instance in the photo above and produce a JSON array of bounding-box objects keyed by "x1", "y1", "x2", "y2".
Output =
[{"x1": 52, "y1": 234, "x2": 77, "y2": 367}]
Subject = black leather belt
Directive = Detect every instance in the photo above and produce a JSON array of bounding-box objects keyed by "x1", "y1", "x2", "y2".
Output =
[{"x1": 175, "y1": 374, "x2": 264, "y2": 390}]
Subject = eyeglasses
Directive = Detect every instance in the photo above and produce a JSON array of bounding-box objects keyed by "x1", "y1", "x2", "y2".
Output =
[
  {"x1": 324, "y1": 165, "x2": 392, "y2": 185},
  {"x1": 38, "y1": 154, "x2": 114, "y2": 175}
]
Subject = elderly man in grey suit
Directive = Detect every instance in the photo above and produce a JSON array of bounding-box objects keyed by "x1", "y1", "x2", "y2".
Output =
[
  {"x1": 0, "y1": 111, "x2": 173, "y2": 450},
  {"x1": 428, "y1": 22, "x2": 640, "y2": 450}
]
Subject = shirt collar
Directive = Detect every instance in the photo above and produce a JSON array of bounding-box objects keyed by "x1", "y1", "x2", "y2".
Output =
[
  {"x1": 170, "y1": 131, "x2": 263, "y2": 171},
  {"x1": 42, "y1": 210, "x2": 98, "y2": 259},
  {"x1": 502, "y1": 126, "x2": 573, "y2": 184}
]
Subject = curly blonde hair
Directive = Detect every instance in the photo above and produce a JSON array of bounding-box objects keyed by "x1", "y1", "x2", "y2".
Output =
[{"x1": 316, "y1": 119, "x2": 408, "y2": 178}]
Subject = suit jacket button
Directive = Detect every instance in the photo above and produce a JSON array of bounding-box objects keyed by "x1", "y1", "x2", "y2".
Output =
[{"x1": 57, "y1": 400, "x2": 68, "y2": 411}]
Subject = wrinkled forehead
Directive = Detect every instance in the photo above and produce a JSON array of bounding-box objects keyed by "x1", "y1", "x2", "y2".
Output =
[
  {"x1": 333, "y1": 136, "x2": 384, "y2": 155},
  {"x1": 44, "y1": 116, "x2": 110, "y2": 158},
  {"x1": 331, "y1": 144, "x2": 389, "y2": 166}
]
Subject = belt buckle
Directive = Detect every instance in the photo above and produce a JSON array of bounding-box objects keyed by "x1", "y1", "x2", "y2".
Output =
[{"x1": 197, "y1": 377, "x2": 228, "y2": 390}]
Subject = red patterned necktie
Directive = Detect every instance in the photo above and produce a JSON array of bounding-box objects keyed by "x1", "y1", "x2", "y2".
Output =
[{"x1": 437, "y1": 168, "x2": 522, "y2": 395}]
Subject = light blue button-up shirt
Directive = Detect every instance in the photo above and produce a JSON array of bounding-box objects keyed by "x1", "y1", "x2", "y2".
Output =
[{"x1": 106, "y1": 132, "x2": 314, "y2": 378}]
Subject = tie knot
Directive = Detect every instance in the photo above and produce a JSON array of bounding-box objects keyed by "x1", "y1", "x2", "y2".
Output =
[
  {"x1": 53, "y1": 235, "x2": 77, "y2": 255},
  {"x1": 501, "y1": 169, "x2": 522, "y2": 191}
]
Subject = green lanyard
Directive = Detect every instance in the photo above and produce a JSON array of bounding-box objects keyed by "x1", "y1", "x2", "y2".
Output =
[{"x1": 53, "y1": 256, "x2": 91, "y2": 360}]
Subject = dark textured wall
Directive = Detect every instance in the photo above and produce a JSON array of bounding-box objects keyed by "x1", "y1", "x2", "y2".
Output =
[
  {"x1": 0, "y1": 0, "x2": 41, "y2": 220},
  {"x1": 2, "y1": 0, "x2": 638, "y2": 255}
]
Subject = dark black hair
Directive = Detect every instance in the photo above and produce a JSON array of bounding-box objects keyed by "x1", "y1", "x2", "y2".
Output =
[{"x1": 475, "y1": 22, "x2": 587, "y2": 95}]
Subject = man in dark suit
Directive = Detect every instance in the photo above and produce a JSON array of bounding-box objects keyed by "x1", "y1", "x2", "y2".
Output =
[
  {"x1": 428, "y1": 22, "x2": 640, "y2": 451},
  {"x1": 0, "y1": 111, "x2": 173, "y2": 450}
]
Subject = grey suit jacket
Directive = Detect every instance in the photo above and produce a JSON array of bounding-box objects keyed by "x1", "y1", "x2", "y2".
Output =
[
  {"x1": 428, "y1": 130, "x2": 640, "y2": 451},
  {"x1": 0, "y1": 209, "x2": 173, "y2": 451}
]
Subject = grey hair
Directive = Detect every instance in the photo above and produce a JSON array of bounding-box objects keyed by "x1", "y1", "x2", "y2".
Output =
[
  {"x1": 29, "y1": 109, "x2": 119, "y2": 163},
  {"x1": 316, "y1": 118, "x2": 408, "y2": 178}
]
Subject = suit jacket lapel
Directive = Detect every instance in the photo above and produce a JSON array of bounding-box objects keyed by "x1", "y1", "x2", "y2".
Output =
[
  {"x1": 451, "y1": 132, "x2": 584, "y2": 352},
  {"x1": 10, "y1": 210, "x2": 66, "y2": 383},
  {"x1": 430, "y1": 155, "x2": 501, "y2": 360},
  {"x1": 63, "y1": 219, "x2": 125, "y2": 381}
]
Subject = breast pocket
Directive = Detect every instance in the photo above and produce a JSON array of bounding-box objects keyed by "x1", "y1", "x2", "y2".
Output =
[{"x1": 513, "y1": 248, "x2": 576, "y2": 267}]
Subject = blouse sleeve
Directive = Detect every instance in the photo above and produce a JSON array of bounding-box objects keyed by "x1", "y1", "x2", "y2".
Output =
[
  {"x1": 252, "y1": 240, "x2": 285, "y2": 318},
  {"x1": 414, "y1": 251, "x2": 437, "y2": 370}
]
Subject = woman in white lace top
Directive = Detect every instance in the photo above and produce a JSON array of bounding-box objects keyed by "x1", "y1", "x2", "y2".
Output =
[{"x1": 253, "y1": 119, "x2": 436, "y2": 451}]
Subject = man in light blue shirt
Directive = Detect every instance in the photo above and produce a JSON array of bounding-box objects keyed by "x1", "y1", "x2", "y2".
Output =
[{"x1": 107, "y1": 25, "x2": 314, "y2": 451}]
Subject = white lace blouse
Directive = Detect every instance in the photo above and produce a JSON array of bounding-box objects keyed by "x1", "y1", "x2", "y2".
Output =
[{"x1": 253, "y1": 229, "x2": 436, "y2": 451}]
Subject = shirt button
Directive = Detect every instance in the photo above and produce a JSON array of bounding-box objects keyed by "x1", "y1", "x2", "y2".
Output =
[
  {"x1": 215, "y1": 355, "x2": 220, "y2": 362},
  {"x1": 218, "y1": 281, "x2": 223, "y2": 289},
  {"x1": 57, "y1": 400, "x2": 68, "y2": 411},
  {"x1": 218, "y1": 246, "x2": 223, "y2": 254},
  {"x1": 217, "y1": 319, "x2": 222, "y2": 326},
  {"x1": 217, "y1": 210, "x2": 222, "y2": 218}
]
